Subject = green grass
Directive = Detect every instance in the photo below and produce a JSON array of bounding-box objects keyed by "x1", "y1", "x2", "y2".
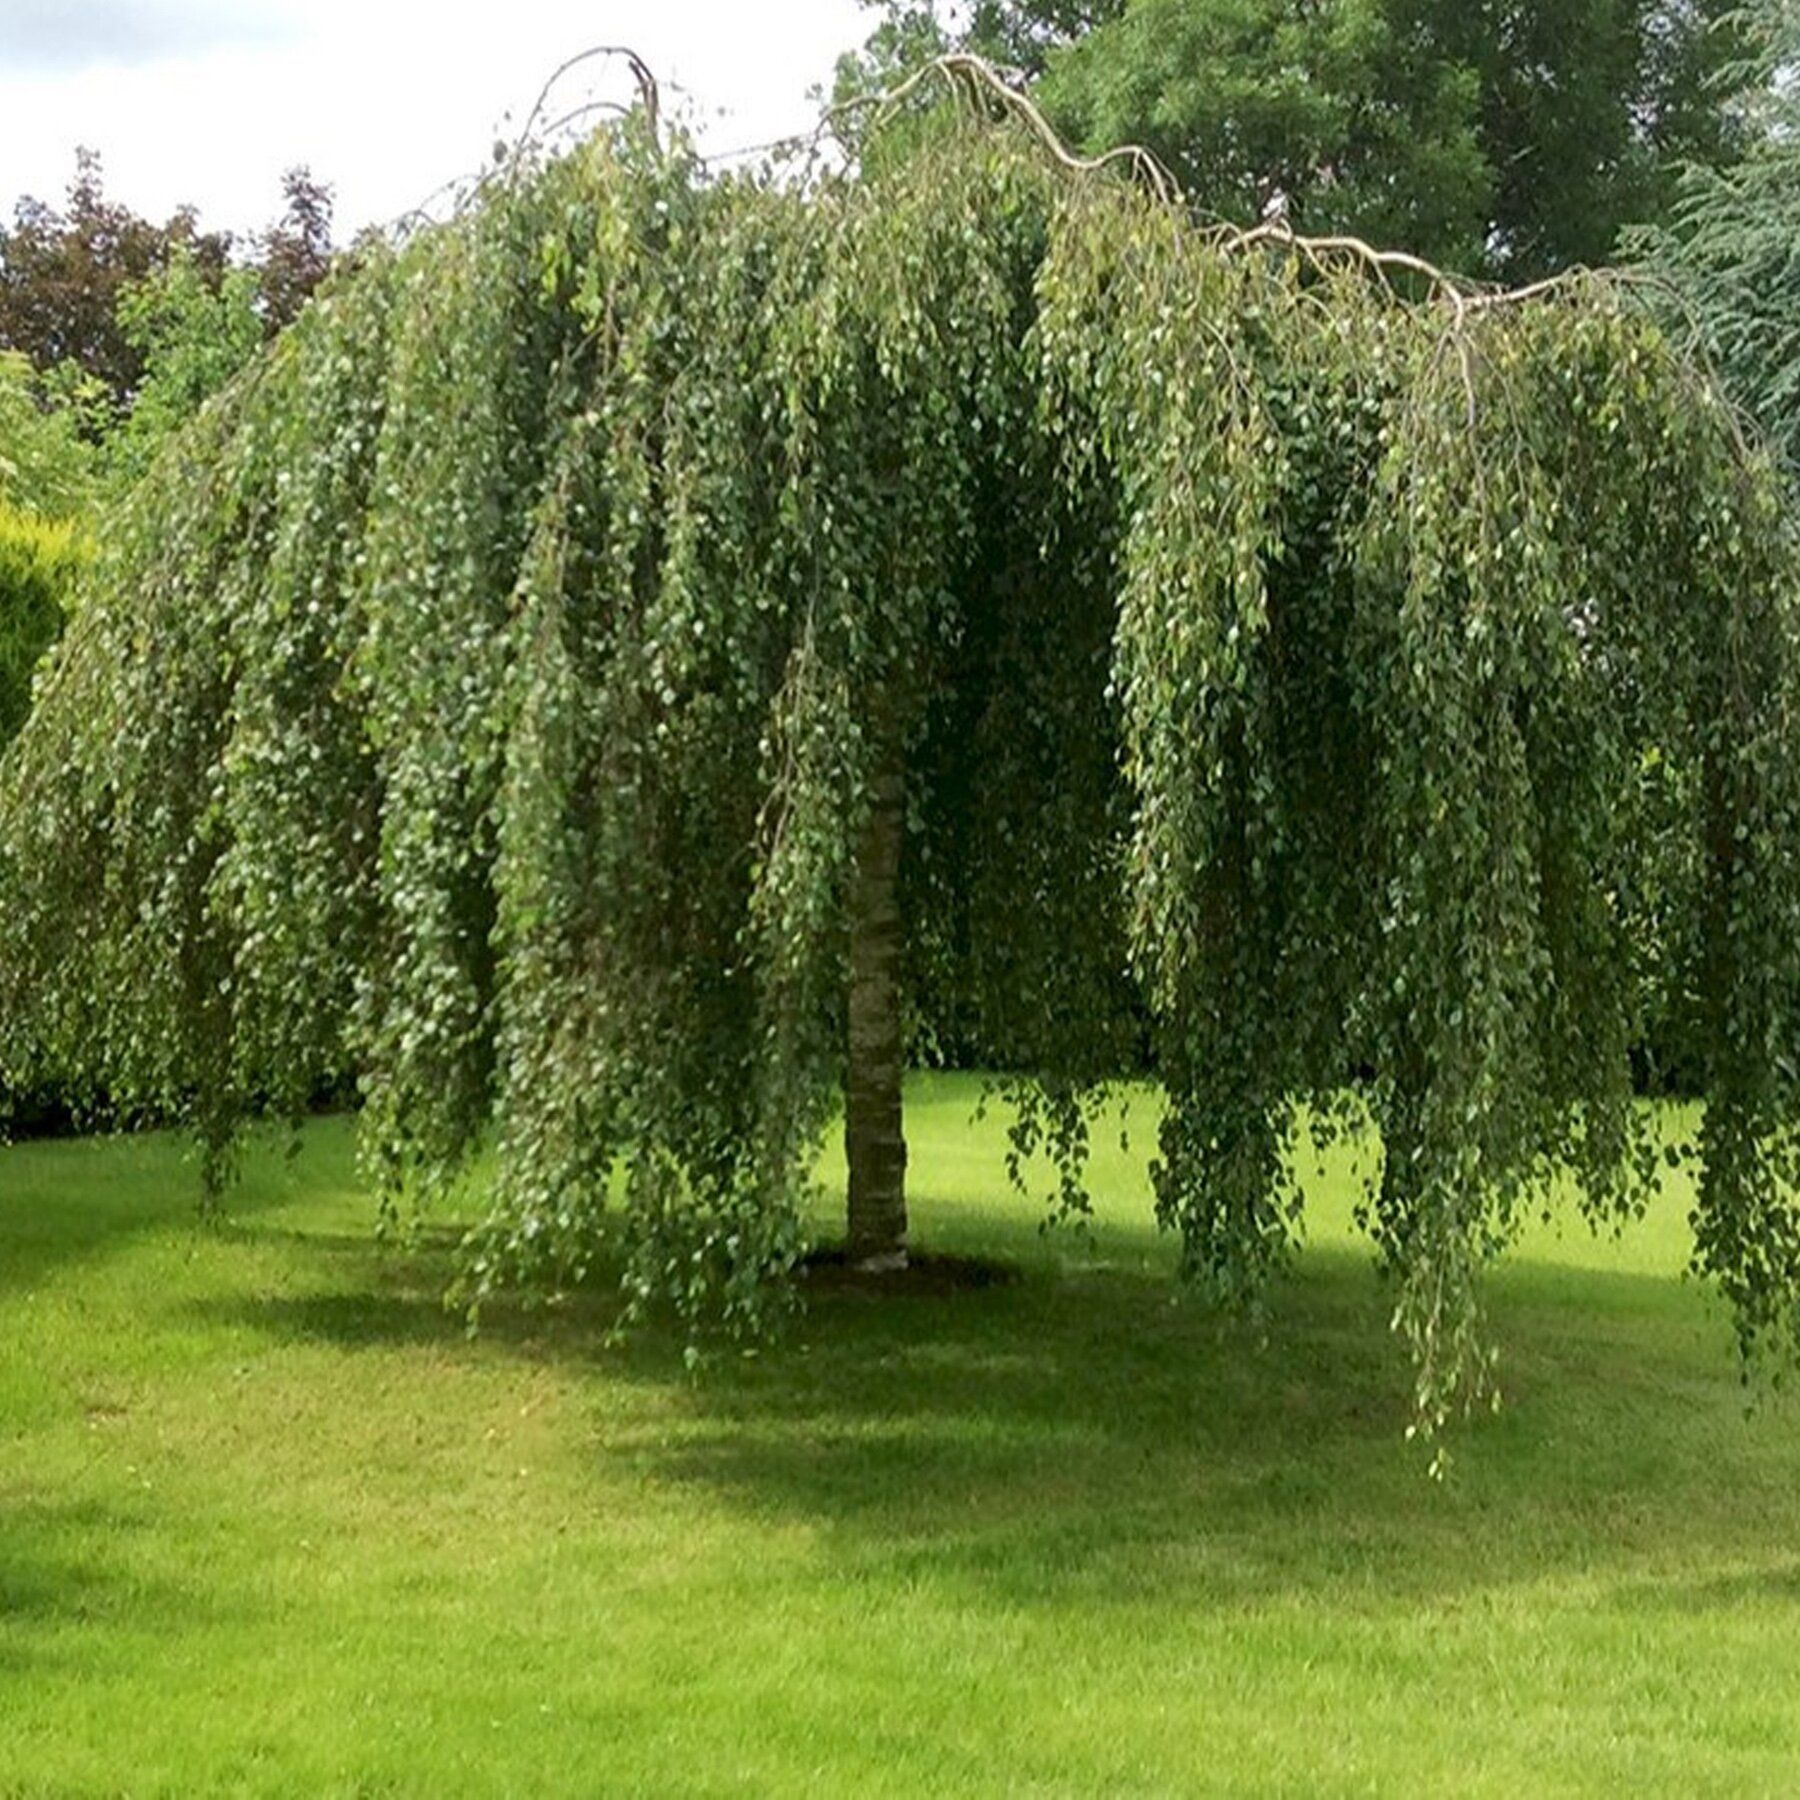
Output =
[{"x1": 5, "y1": 1073, "x2": 1799, "y2": 1795}]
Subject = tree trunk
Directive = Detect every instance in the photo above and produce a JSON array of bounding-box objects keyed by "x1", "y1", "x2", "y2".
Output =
[{"x1": 845, "y1": 740, "x2": 908, "y2": 1271}]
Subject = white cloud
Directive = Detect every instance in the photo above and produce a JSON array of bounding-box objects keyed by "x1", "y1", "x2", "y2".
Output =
[
  {"x1": 0, "y1": 0, "x2": 297, "y2": 74},
  {"x1": 0, "y1": 0, "x2": 869, "y2": 237}
]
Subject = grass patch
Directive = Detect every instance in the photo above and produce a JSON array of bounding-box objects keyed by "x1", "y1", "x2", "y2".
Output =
[{"x1": 5, "y1": 1073, "x2": 1799, "y2": 1794}]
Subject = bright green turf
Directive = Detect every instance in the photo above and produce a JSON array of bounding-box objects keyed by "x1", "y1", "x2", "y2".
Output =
[{"x1": 5, "y1": 1073, "x2": 1799, "y2": 1796}]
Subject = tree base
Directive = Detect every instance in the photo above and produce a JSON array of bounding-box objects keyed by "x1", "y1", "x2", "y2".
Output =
[
  {"x1": 801, "y1": 1248, "x2": 1017, "y2": 1297},
  {"x1": 851, "y1": 1248, "x2": 910, "y2": 1275}
]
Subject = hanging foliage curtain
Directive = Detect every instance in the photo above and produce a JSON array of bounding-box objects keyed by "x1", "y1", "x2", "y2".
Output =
[{"x1": 4, "y1": 81, "x2": 1799, "y2": 1441}]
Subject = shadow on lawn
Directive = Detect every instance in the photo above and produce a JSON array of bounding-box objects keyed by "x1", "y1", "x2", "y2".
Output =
[
  {"x1": 0, "y1": 1126, "x2": 321, "y2": 1300},
  {"x1": 0, "y1": 1499, "x2": 201, "y2": 1677},
  {"x1": 199, "y1": 1205, "x2": 1800, "y2": 1615}
]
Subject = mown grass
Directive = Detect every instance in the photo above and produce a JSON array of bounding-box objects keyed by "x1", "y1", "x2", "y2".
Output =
[{"x1": 4, "y1": 1073, "x2": 1799, "y2": 1795}]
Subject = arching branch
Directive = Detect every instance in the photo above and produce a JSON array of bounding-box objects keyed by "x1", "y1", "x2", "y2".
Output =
[{"x1": 516, "y1": 45, "x2": 661, "y2": 162}]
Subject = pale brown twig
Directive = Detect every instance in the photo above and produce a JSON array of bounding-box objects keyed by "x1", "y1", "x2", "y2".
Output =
[{"x1": 516, "y1": 46, "x2": 660, "y2": 164}]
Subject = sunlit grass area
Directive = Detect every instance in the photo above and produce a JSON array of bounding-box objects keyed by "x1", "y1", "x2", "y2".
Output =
[{"x1": 5, "y1": 1073, "x2": 1799, "y2": 1794}]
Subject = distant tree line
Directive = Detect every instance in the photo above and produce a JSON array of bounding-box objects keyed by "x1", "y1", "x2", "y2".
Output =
[
  {"x1": 0, "y1": 149, "x2": 338, "y2": 768},
  {"x1": 841, "y1": 0, "x2": 1749, "y2": 279},
  {"x1": 0, "y1": 150, "x2": 333, "y2": 435}
]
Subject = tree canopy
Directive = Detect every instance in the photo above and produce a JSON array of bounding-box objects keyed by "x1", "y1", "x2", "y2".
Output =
[
  {"x1": 1634, "y1": 0, "x2": 1800, "y2": 470},
  {"x1": 4, "y1": 70, "x2": 1799, "y2": 1448},
  {"x1": 0, "y1": 153, "x2": 335, "y2": 429},
  {"x1": 0, "y1": 353, "x2": 95, "y2": 753},
  {"x1": 847, "y1": 0, "x2": 1746, "y2": 276},
  {"x1": 0, "y1": 350, "x2": 95, "y2": 520},
  {"x1": 107, "y1": 249, "x2": 266, "y2": 487}
]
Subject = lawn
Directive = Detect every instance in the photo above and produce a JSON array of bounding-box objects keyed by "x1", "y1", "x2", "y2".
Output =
[{"x1": 4, "y1": 1073, "x2": 1799, "y2": 1795}]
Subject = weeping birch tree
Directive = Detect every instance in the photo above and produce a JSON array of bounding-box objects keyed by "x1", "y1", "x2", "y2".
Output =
[{"x1": 4, "y1": 62, "x2": 1800, "y2": 1443}]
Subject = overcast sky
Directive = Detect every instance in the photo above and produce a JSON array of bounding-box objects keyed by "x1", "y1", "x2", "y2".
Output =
[{"x1": 0, "y1": 0, "x2": 871, "y2": 239}]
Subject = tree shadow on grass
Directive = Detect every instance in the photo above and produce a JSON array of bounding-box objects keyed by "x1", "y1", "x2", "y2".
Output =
[
  {"x1": 0, "y1": 1498, "x2": 204, "y2": 1679},
  {"x1": 194, "y1": 1205, "x2": 1800, "y2": 1619},
  {"x1": 616, "y1": 1255, "x2": 1798, "y2": 1612},
  {"x1": 0, "y1": 1122, "x2": 346, "y2": 1300},
  {"x1": 1607, "y1": 1559, "x2": 1800, "y2": 1615}
]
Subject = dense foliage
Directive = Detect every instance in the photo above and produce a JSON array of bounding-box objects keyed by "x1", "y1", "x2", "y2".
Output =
[
  {"x1": 0, "y1": 350, "x2": 96, "y2": 518},
  {"x1": 4, "y1": 86, "x2": 1798, "y2": 1445},
  {"x1": 0, "y1": 504, "x2": 85, "y2": 743},
  {"x1": 108, "y1": 249, "x2": 265, "y2": 486},
  {"x1": 0, "y1": 152, "x2": 335, "y2": 427},
  {"x1": 1024, "y1": 0, "x2": 1495, "y2": 264},
  {"x1": 0, "y1": 349, "x2": 93, "y2": 748},
  {"x1": 1635, "y1": 0, "x2": 1800, "y2": 471},
  {"x1": 846, "y1": 0, "x2": 1747, "y2": 276},
  {"x1": 0, "y1": 149, "x2": 233, "y2": 422}
]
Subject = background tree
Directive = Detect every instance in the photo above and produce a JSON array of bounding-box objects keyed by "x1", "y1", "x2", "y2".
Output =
[
  {"x1": 108, "y1": 251, "x2": 264, "y2": 485},
  {"x1": 0, "y1": 350, "x2": 91, "y2": 774},
  {"x1": 0, "y1": 153, "x2": 336, "y2": 433},
  {"x1": 1634, "y1": 0, "x2": 1800, "y2": 467},
  {"x1": 257, "y1": 168, "x2": 336, "y2": 337},
  {"x1": 0, "y1": 350, "x2": 96, "y2": 520},
  {"x1": 1394, "y1": 0, "x2": 1745, "y2": 275},
  {"x1": 0, "y1": 161, "x2": 335, "y2": 788},
  {"x1": 1036, "y1": 0, "x2": 1492, "y2": 264},
  {"x1": 0, "y1": 507, "x2": 85, "y2": 746},
  {"x1": 0, "y1": 149, "x2": 231, "y2": 424},
  {"x1": 839, "y1": 0, "x2": 1118, "y2": 88},
  {"x1": 0, "y1": 352, "x2": 90, "y2": 749},
  {"x1": 847, "y1": 0, "x2": 1746, "y2": 275}
]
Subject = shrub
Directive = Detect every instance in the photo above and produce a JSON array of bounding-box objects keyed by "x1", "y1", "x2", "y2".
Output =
[
  {"x1": 0, "y1": 350, "x2": 97, "y2": 520},
  {"x1": 0, "y1": 503, "x2": 85, "y2": 744}
]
